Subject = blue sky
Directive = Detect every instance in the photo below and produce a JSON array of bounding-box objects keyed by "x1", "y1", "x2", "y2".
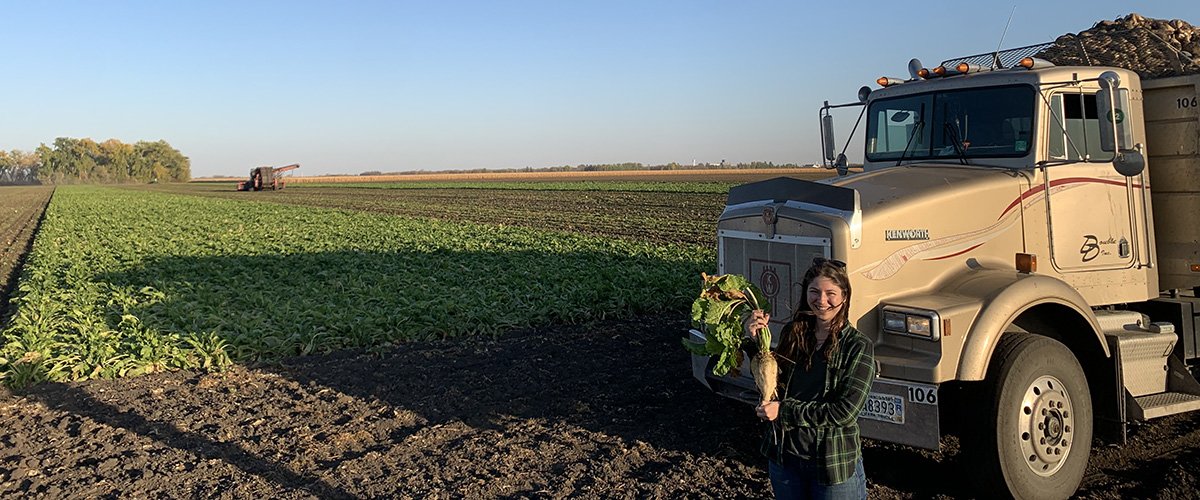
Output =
[{"x1": 1, "y1": 1, "x2": 1196, "y2": 177}]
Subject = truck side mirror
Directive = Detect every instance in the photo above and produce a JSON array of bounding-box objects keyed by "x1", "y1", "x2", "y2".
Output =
[
  {"x1": 835, "y1": 153, "x2": 849, "y2": 176},
  {"x1": 1114, "y1": 149, "x2": 1145, "y2": 177},
  {"x1": 1096, "y1": 71, "x2": 1133, "y2": 152},
  {"x1": 822, "y1": 114, "x2": 837, "y2": 162}
]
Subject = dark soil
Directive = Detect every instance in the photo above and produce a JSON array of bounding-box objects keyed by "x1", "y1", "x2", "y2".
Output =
[{"x1": 2, "y1": 314, "x2": 1199, "y2": 499}]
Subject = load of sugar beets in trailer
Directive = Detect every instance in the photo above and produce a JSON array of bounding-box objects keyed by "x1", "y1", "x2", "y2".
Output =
[{"x1": 1035, "y1": 13, "x2": 1200, "y2": 79}]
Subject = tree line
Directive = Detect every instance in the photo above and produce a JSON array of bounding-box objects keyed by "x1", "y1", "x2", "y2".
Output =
[{"x1": 0, "y1": 137, "x2": 190, "y2": 185}]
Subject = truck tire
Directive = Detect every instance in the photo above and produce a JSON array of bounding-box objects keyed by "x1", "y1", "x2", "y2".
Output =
[{"x1": 972, "y1": 333, "x2": 1092, "y2": 499}]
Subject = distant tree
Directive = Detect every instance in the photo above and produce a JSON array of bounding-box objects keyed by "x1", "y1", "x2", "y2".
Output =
[
  {"x1": 133, "y1": 140, "x2": 190, "y2": 182},
  {"x1": 0, "y1": 151, "x2": 15, "y2": 183},
  {"x1": 100, "y1": 139, "x2": 135, "y2": 183},
  {"x1": 36, "y1": 138, "x2": 94, "y2": 184},
  {"x1": 0, "y1": 150, "x2": 41, "y2": 184},
  {"x1": 30, "y1": 137, "x2": 189, "y2": 184}
]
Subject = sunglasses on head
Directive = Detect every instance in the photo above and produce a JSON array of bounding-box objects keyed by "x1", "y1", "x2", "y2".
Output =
[{"x1": 812, "y1": 257, "x2": 847, "y2": 268}]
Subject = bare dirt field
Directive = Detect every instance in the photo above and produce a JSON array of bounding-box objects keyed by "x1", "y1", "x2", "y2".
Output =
[{"x1": 2, "y1": 314, "x2": 1199, "y2": 498}]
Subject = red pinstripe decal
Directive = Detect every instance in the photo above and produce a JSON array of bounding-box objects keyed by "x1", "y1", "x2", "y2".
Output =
[
  {"x1": 921, "y1": 177, "x2": 1145, "y2": 263},
  {"x1": 998, "y1": 177, "x2": 1145, "y2": 219},
  {"x1": 927, "y1": 243, "x2": 985, "y2": 260}
]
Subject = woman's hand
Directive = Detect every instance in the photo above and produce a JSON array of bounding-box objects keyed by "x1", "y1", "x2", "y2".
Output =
[
  {"x1": 745, "y1": 309, "x2": 770, "y2": 338},
  {"x1": 756, "y1": 401, "x2": 780, "y2": 421}
]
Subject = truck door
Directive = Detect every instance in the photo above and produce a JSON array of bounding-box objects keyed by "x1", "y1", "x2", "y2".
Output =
[{"x1": 1043, "y1": 91, "x2": 1139, "y2": 272}]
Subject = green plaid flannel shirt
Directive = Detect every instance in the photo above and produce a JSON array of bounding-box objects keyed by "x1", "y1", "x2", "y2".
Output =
[{"x1": 768, "y1": 324, "x2": 876, "y2": 485}]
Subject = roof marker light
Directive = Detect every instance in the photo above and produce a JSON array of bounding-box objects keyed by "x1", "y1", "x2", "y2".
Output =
[
  {"x1": 1018, "y1": 57, "x2": 1055, "y2": 70},
  {"x1": 956, "y1": 62, "x2": 984, "y2": 74},
  {"x1": 877, "y1": 76, "x2": 905, "y2": 87}
]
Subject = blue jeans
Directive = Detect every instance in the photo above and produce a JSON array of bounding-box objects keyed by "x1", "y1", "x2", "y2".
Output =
[{"x1": 768, "y1": 456, "x2": 866, "y2": 500}]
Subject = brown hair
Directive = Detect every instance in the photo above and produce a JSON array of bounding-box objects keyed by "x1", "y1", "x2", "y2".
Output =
[{"x1": 777, "y1": 258, "x2": 852, "y2": 371}]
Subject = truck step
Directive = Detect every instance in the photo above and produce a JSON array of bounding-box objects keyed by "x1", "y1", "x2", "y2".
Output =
[
  {"x1": 1105, "y1": 326, "x2": 1177, "y2": 397},
  {"x1": 1133, "y1": 392, "x2": 1200, "y2": 419},
  {"x1": 1124, "y1": 355, "x2": 1200, "y2": 421}
]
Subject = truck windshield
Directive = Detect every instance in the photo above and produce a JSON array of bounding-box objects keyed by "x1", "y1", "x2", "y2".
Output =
[{"x1": 865, "y1": 84, "x2": 1035, "y2": 162}]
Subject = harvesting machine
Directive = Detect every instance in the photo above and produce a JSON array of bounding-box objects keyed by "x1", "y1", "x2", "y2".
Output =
[{"x1": 236, "y1": 163, "x2": 300, "y2": 191}]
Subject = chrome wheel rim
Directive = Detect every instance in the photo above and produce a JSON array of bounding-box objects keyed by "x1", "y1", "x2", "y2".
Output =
[{"x1": 1018, "y1": 375, "x2": 1074, "y2": 477}]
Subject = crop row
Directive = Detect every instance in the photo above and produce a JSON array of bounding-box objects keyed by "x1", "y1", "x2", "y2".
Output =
[
  {"x1": 0, "y1": 186, "x2": 712, "y2": 387},
  {"x1": 146, "y1": 184, "x2": 727, "y2": 246}
]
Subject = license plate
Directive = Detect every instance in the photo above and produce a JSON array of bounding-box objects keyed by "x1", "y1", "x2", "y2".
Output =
[{"x1": 860, "y1": 393, "x2": 905, "y2": 424}]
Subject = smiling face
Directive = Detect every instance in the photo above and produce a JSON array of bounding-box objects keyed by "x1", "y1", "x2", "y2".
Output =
[{"x1": 806, "y1": 276, "x2": 846, "y2": 324}]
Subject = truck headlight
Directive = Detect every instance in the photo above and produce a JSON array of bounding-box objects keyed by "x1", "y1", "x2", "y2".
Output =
[
  {"x1": 883, "y1": 311, "x2": 907, "y2": 331},
  {"x1": 906, "y1": 316, "x2": 932, "y2": 336},
  {"x1": 881, "y1": 305, "x2": 941, "y2": 341}
]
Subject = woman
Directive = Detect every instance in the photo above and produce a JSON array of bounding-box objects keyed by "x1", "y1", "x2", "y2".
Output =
[{"x1": 746, "y1": 257, "x2": 875, "y2": 499}]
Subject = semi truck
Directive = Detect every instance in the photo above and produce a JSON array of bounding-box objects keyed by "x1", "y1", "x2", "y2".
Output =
[{"x1": 688, "y1": 42, "x2": 1200, "y2": 498}]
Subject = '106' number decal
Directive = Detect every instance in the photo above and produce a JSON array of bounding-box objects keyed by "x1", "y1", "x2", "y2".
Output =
[{"x1": 908, "y1": 385, "x2": 937, "y2": 405}]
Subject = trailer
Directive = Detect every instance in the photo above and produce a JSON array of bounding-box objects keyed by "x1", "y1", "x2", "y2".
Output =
[{"x1": 689, "y1": 44, "x2": 1200, "y2": 498}]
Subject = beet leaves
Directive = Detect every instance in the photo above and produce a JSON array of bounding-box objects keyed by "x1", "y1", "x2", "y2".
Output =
[{"x1": 683, "y1": 273, "x2": 771, "y2": 378}]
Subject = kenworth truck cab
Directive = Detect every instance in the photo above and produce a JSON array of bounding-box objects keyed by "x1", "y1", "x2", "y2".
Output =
[{"x1": 688, "y1": 44, "x2": 1200, "y2": 498}]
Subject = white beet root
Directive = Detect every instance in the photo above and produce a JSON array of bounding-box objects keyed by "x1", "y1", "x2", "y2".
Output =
[{"x1": 752, "y1": 352, "x2": 778, "y2": 404}]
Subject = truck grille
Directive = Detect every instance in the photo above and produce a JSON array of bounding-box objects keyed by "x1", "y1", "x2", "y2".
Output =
[{"x1": 719, "y1": 230, "x2": 831, "y2": 328}]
